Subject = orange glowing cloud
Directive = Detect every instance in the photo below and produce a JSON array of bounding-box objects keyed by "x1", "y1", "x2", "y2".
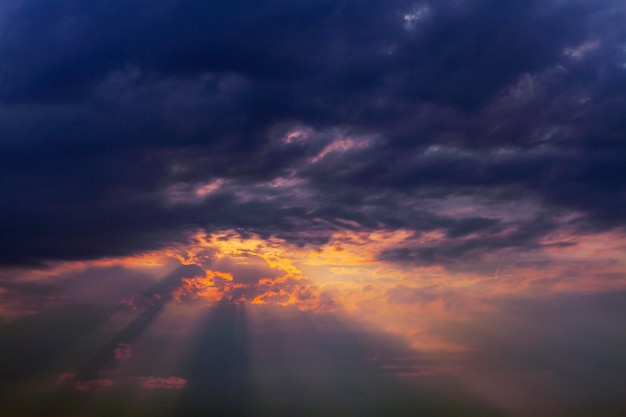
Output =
[
  {"x1": 82, "y1": 227, "x2": 623, "y2": 352},
  {"x1": 9, "y1": 225, "x2": 625, "y2": 354},
  {"x1": 165, "y1": 233, "x2": 335, "y2": 311}
]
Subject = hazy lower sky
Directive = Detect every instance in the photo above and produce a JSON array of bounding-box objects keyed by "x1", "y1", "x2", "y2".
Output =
[{"x1": 1, "y1": 1, "x2": 625, "y2": 416}]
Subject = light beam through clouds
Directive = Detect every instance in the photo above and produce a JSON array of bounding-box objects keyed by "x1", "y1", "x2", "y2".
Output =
[{"x1": 2, "y1": 227, "x2": 626, "y2": 415}]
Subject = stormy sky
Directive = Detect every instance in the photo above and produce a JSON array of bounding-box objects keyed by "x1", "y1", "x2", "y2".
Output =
[{"x1": 1, "y1": 0, "x2": 625, "y2": 416}]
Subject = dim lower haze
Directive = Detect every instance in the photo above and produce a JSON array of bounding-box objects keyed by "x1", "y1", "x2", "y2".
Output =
[{"x1": 1, "y1": 0, "x2": 626, "y2": 416}]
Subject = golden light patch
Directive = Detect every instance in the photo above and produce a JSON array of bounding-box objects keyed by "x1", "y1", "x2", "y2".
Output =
[
  {"x1": 163, "y1": 233, "x2": 334, "y2": 311},
  {"x1": 9, "y1": 227, "x2": 625, "y2": 353}
]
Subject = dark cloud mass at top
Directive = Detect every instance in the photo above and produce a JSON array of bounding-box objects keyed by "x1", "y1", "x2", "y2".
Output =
[{"x1": 1, "y1": 0, "x2": 625, "y2": 265}]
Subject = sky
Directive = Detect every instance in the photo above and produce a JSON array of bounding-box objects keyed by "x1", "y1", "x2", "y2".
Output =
[{"x1": 1, "y1": 0, "x2": 626, "y2": 416}]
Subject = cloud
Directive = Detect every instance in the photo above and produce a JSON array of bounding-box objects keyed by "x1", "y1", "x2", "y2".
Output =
[
  {"x1": 0, "y1": 0, "x2": 624, "y2": 269},
  {"x1": 169, "y1": 236, "x2": 336, "y2": 311},
  {"x1": 386, "y1": 284, "x2": 467, "y2": 311},
  {"x1": 114, "y1": 343, "x2": 132, "y2": 360},
  {"x1": 142, "y1": 376, "x2": 187, "y2": 390},
  {"x1": 58, "y1": 371, "x2": 114, "y2": 392}
]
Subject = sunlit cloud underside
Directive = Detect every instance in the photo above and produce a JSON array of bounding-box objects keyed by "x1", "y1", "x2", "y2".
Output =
[{"x1": 2, "y1": 227, "x2": 626, "y2": 416}]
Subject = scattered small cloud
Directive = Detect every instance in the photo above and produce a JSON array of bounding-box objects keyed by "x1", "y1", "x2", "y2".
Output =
[
  {"x1": 142, "y1": 376, "x2": 187, "y2": 390},
  {"x1": 114, "y1": 343, "x2": 132, "y2": 360}
]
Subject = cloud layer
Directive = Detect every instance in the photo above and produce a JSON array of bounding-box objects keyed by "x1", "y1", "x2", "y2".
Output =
[{"x1": 1, "y1": 0, "x2": 625, "y2": 267}]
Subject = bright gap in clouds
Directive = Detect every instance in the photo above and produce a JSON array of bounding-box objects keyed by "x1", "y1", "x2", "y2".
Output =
[
  {"x1": 2, "y1": 228, "x2": 626, "y2": 416},
  {"x1": 0, "y1": 232, "x2": 503, "y2": 416}
]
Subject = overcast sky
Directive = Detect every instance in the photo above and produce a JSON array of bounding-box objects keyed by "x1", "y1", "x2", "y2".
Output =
[{"x1": 1, "y1": 1, "x2": 626, "y2": 416}]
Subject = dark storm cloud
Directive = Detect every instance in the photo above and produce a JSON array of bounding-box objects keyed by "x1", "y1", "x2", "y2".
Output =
[{"x1": 1, "y1": 0, "x2": 625, "y2": 266}]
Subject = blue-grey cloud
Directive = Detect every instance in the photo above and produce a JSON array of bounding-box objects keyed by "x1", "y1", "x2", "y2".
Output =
[{"x1": 0, "y1": 0, "x2": 624, "y2": 270}]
